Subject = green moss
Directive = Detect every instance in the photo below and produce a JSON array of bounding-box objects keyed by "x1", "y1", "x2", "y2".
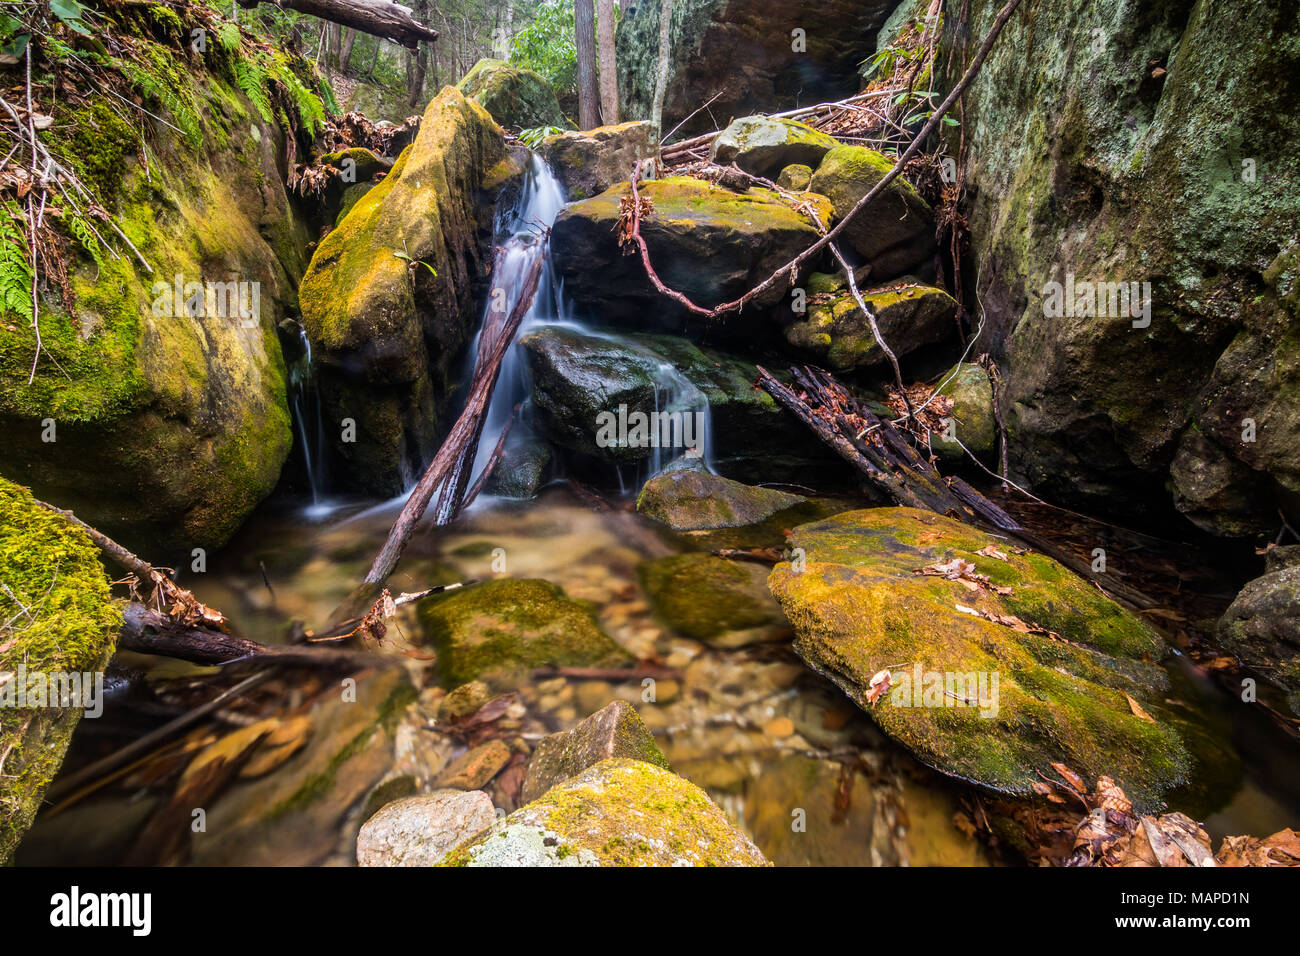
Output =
[{"x1": 639, "y1": 552, "x2": 784, "y2": 643}]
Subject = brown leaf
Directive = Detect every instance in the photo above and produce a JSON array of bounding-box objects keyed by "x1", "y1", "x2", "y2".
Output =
[
  {"x1": 865, "y1": 668, "x2": 892, "y2": 705},
  {"x1": 1124, "y1": 692, "x2": 1156, "y2": 722}
]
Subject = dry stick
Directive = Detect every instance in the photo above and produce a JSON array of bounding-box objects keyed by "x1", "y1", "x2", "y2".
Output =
[
  {"x1": 24, "y1": 43, "x2": 40, "y2": 385},
  {"x1": 363, "y1": 250, "x2": 545, "y2": 587},
  {"x1": 644, "y1": 0, "x2": 1027, "y2": 320},
  {"x1": 829, "y1": 241, "x2": 913, "y2": 417},
  {"x1": 456, "y1": 402, "x2": 520, "y2": 519}
]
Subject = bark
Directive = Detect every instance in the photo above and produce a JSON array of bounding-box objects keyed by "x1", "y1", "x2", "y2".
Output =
[
  {"x1": 236, "y1": 0, "x2": 439, "y2": 50},
  {"x1": 650, "y1": 0, "x2": 674, "y2": 141},
  {"x1": 596, "y1": 0, "x2": 618, "y2": 124},
  {"x1": 575, "y1": 0, "x2": 600, "y2": 129},
  {"x1": 327, "y1": 22, "x2": 342, "y2": 69},
  {"x1": 339, "y1": 27, "x2": 357, "y2": 70}
]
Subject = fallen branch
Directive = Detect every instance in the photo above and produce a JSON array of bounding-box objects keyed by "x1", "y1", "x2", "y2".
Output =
[{"x1": 235, "y1": 0, "x2": 438, "y2": 49}]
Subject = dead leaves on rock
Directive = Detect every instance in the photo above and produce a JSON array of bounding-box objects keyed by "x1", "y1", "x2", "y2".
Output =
[
  {"x1": 915, "y1": 556, "x2": 1012, "y2": 595},
  {"x1": 1217, "y1": 828, "x2": 1300, "y2": 867},
  {"x1": 617, "y1": 191, "x2": 654, "y2": 253}
]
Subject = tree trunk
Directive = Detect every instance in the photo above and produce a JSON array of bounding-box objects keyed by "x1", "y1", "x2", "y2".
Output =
[
  {"x1": 596, "y1": 0, "x2": 618, "y2": 124},
  {"x1": 327, "y1": 22, "x2": 342, "y2": 69},
  {"x1": 339, "y1": 27, "x2": 357, "y2": 71},
  {"x1": 236, "y1": 0, "x2": 438, "y2": 50},
  {"x1": 575, "y1": 0, "x2": 600, "y2": 129},
  {"x1": 650, "y1": 0, "x2": 674, "y2": 142}
]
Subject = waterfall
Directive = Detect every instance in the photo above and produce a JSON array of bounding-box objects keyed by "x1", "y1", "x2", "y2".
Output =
[{"x1": 286, "y1": 324, "x2": 332, "y2": 516}]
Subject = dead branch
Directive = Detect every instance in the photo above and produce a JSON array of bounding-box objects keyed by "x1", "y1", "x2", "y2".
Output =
[{"x1": 236, "y1": 0, "x2": 438, "y2": 49}]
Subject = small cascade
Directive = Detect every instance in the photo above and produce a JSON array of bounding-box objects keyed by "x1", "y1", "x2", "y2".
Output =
[{"x1": 285, "y1": 324, "x2": 332, "y2": 516}]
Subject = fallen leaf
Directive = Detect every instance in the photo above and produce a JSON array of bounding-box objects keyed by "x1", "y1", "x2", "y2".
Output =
[
  {"x1": 865, "y1": 668, "x2": 892, "y2": 705},
  {"x1": 1124, "y1": 692, "x2": 1155, "y2": 722}
]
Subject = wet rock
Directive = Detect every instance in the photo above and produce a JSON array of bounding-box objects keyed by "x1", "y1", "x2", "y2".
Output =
[
  {"x1": 636, "y1": 471, "x2": 805, "y2": 531},
  {"x1": 551, "y1": 176, "x2": 829, "y2": 327},
  {"x1": 541, "y1": 121, "x2": 656, "y2": 200},
  {"x1": 809, "y1": 146, "x2": 935, "y2": 280},
  {"x1": 1266, "y1": 546, "x2": 1300, "y2": 574},
  {"x1": 710, "y1": 116, "x2": 840, "y2": 179},
  {"x1": 521, "y1": 701, "x2": 670, "y2": 803},
  {"x1": 777, "y1": 164, "x2": 813, "y2": 191},
  {"x1": 484, "y1": 439, "x2": 551, "y2": 499},
  {"x1": 0, "y1": 478, "x2": 122, "y2": 865},
  {"x1": 358, "y1": 774, "x2": 419, "y2": 824},
  {"x1": 456, "y1": 58, "x2": 566, "y2": 130},
  {"x1": 931, "y1": 363, "x2": 996, "y2": 462},
  {"x1": 768, "y1": 507, "x2": 1190, "y2": 809},
  {"x1": 437, "y1": 680, "x2": 493, "y2": 723},
  {"x1": 640, "y1": 552, "x2": 791, "y2": 647},
  {"x1": 441, "y1": 758, "x2": 769, "y2": 866},
  {"x1": 356, "y1": 790, "x2": 497, "y2": 866},
  {"x1": 1218, "y1": 567, "x2": 1300, "y2": 715},
  {"x1": 417, "y1": 578, "x2": 633, "y2": 688},
  {"x1": 433, "y1": 739, "x2": 513, "y2": 790},
  {"x1": 782, "y1": 276, "x2": 957, "y2": 372}
]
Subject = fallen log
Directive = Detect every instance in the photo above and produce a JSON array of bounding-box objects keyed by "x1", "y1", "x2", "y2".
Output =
[{"x1": 236, "y1": 0, "x2": 438, "y2": 49}]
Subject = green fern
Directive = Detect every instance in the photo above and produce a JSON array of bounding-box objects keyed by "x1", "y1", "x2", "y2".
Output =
[
  {"x1": 0, "y1": 206, "x2": 34, "y2": 323},
  {"x1": 235, "y1": 57, "x2": 273, "y2": 125},
  {"x1": 63, "y1": 209, "x2": 106, "y2": 272},
  {"x1": 269, "y1": 55, "x2": 325, "y2": 135}
]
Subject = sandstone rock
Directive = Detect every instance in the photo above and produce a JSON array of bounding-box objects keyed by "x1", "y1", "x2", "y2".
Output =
[
  {"x1": 636, "y1": 471, "x2": 805, "y2": 531},
  {"x1": 356, "y1": 790, "x2": 496, "y2": 866},
  {"x1": 710, "y1": 116, "x2": 840, "y2": 178},
  {"x1": 541, "y1": 121, "x2": 655, "y2": 200},
  {"x1": 456, "y1": 58, "x2": 566, "y2": 130},
  {"x1": 521, "y1": 701, "x2": 670, "y2": 802}
]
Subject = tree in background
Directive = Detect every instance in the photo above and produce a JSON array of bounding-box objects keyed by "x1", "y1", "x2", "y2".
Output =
[
  {"x1": 650, "y1": 0, "x2": 673, "y2": 144},
  {"x1": 574, "y1": 0, "x2": 598, "y2": 128},
  {"x1": 595, "y1": 0, "x2": 617, "y2": 124}
]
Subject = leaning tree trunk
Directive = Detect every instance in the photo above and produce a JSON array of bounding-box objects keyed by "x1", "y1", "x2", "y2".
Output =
[
  {"x1": 596, "y1": 0, "x2": 618, "y2": 124},
  {"x1": 339, "y1": 27, "x2": 357, "y2": 70},
  {"x1": 236, "y1": 0, "x2": 438, "y2": 49},
  {"x1": 575, "y1": 0, "x2": 600, "y2": 129},
  {"x1": 650, "y1": 0, "x2": 674, "y2": 144}
]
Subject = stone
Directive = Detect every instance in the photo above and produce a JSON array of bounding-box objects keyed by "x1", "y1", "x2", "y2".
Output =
[
  {"x1": 484, "y1": 439, "x2": 551, "y2": 499},
  {"x1": 356, "y1": 790, "x2": 497, "y2": 866},
  {"x1": 710, "y1": 116, "x2": 840, "y2": 178},
  {"x1": 521, "y1": 701, "x2": 670, "y2": 802},
  {"x1": 639, "y1": 552, "x2": 791, "y2": 647},
  {"x1": 433, "y1": 739, "x2": 513, "y2": 790},
  {"x1": 1218, "y1": 567, "x2": 1300, "y2": 715},
  {"x1": 931, "y1": 362, "x2": 997, "y2": 461},
  {"x1": 541, "y1": 121, "x2": 656, "y2": 200},
  {"x1": 777, "y1": 164, "x2": 813, "y2": 191},
  {"x1": 636, "y1": 471, "x2": 805, "y2": 531},
  {"x1": 456, "y1": 58, "x2": 566, "y2": 130}
]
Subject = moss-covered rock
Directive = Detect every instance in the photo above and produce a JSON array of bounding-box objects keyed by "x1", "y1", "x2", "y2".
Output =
[
  {"x1": 441, "y1": 757, "x2": 769, "y2": 865},
  {"x1": 297, "y1": 87, "x2": 507, "y2": 493},
  {"x1": 0, "y1": 477, "x2": 121, "y2": 864},
  {"x1": 809, "y1": 146, "x2": 935, "y2": 280},
  {"x1": 521, "y1": 701, "x2": 670, "y2": 802},
  {"x1": 417, "y1": 578, "x2": 632, "y2": 688},
  {"x1": 550, "y1": 176, "x2": 830, "y2": 328},
  {"x1": 636, "y1": 471, "x2": 806, "y2": 531},
  {"x1": 782, "y1": 277, "x2": 957, "y2": 372},
  {"x1": 541, "y1": 121, "x2": 655, "y2": 201},
  {"x1": 456, "y1": 58, "x2": 566, "y2": 130},
  {"x1": 777, "y1": 164, "x2": 814, "y2": 191},
  {"x1": 710, "y1": 116, "x2": 841, "y2": 178},
  {"x1": 931, "y1": 362, "x2": 997, "y2": 462},
  {"x1": 640, "y1": 552, "x2": 791, "y2": 647},
  {"x1": 1218, "y1": 567, "x2": 1300, "y2": 715},
  {"x1": 768, "y1": 507, "x2": 1190, "y2": 809},
  {"x1": 483, "y1": 438, "x2": 552, "y2": 499}
]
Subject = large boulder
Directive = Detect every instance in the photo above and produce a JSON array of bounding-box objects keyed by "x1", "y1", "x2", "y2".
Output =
[
  {"x1": 0, "y1": 478, "x2": 121, "y2": 864},
  {"x1": 710, "y1": 116, "x2": 841, "y2": 179},
  {"x1": 550, "y1": 176, "x2": 829, "y2": 329},
  {"x1": 298, "y1": 88, "x2": 509, "y2": 494},
  {"x1": 519, "y1": 325, "x2": 842, "y2": 483},
  {"x1": 456, "y1": 58, "x2": 566, "y2": 130},
  {"x1": 809, "y1": 146, "x2": 936, "y2": 280},
  {"x1": 952, "y1": 0, "x2": 1300, "y2": 534},
  {"x1": 768, "y1": 507, "x2": 1190, "y2": 809},
  {"x1": 1218, "y1": 567, "x2": 1300, "y2": 715},
  {"x1": 931, "y1": 362, "x2": 997, "y2": 462},
  {"x1": 636, "y1": 471, "x2": 805, "y2": 531},
  {"x1": 521, "y1": 701, "x2": 670, "y2": 803},
  {"x1": 417, "y1": 578, "x2": 632, "y2": 689},
  {"x1": 441, "y1": 758, "x2": 769, "y2": 866},
  {"x1": 616, "y1": 0, "x2": 898, "y2": 138},
  {"x1": 0, "y1": 49, "x2": 310, "y2": 552},
  {"x1": 541, "y1": 121, "x2": 656, "y2": 201}
]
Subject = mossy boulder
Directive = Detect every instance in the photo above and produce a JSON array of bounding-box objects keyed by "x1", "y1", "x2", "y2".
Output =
[
  {"x1": 521, "y1": 701, "x2": 670, "y2": 802},
  {"x1": 456, "y1": 58, "x2": 566, "y2": 130},
  {"x1": 636, "y1": 471, "x2": 805, "y2": 531},
  {"x1": 809, "y1": 146, "x2": 935, "y2": 280},
  {"x1": 777, "y1": 164, "x2": 814, "y2": 191},
  {"x1": 710, "y1": 116, "x2": 840, "y2": 179},
  {"x1": 768, "y1": 507, "x2": 1190, "y2": 809},
  {"x1": 297, "y1": 87, "x2": 507, "y2": 494},
  {"x1": 541, "y1": 120, "x2": 656, "y2": 201},
  {"x1": 441, "y1": 758, "x2": 769, "y2": 866},
  {"x1": 1218, "y1": 567, "x2": 1300, "y2": 715},
  {"x1": 550, "y1": 176, "x2": 830, "y2": 328},
  {"x1": 640, "y1": 552, "x2": 791, "y2": 647},
  {"x1": 782, "y1": 277, "x2": 957, "y2": 372},
  {"x1": 0, "y1": 477, "x2": 122, "y2": 864},
  {"x1": 520, "y1": 324, "x2": 841, "y2": 483},
  {"x1": 417, "y1": 578, "x2": 632, "y2": 688},
  {"x1": 931, "y1": 362, "x2": 997, "y2": 461}
]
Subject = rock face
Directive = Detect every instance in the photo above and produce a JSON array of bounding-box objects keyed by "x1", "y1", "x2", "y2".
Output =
[
  {"x1": 782, "y1": 275, "x2": 957, "y2": 372},
  {"x1": 710, "y1": 116, "x2": 841, "y2": 179},
  {"x1": 636, "y1": 471, "x2": 805, "y2": 531},
  {"x1": 616, "y1": 0, "x2": 898, "y2": 137},
  {"x1": 521, "y1": 701, "x2": 670, "y2": 803},
  {"x1": 768, "y1": 507, "x2": 1190, "y2": 809},
  {"x1": 356, "y1": 790, "x2": 496, "y2": 866},
  {"x1": 0, "y1": 478, "x2": 121, "y2": 865},
  {"x1": 550, "y1": 177, "x2": 829, "y2": 328},
  {"x1": 442, "y1": 758, "x2": 769, "y2": 866},
  {"x1": 952, "y1": 0, "x2": 1300, "y2": 534},
  {"x1": 298, "y1": 88, "x2": 507, "y2": 493},
  {"x1": 1218, "y1": 567, "x2": 1300, "y2": 715},
  {"x1": 0, "y1": 45, "x2": 311, "y2": 552},
  {"x1": 456, "y1": 58, "x2": 566, "y2": 130},
  {"x1": 809, "y1": 146, "x2": 936, "y2": 280},
  {"x1": 640, "y1": 553, "x2": 792, "y2": 647},
  {"x1": 520, "y1": 324, "x2": 841, "y2": 483},
  {"x1": 417, "y1": 578, "x2": 632, "y2": 688},
  {"x1": 541, "y1": 121, "x2": 656, "y2": 200}
]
